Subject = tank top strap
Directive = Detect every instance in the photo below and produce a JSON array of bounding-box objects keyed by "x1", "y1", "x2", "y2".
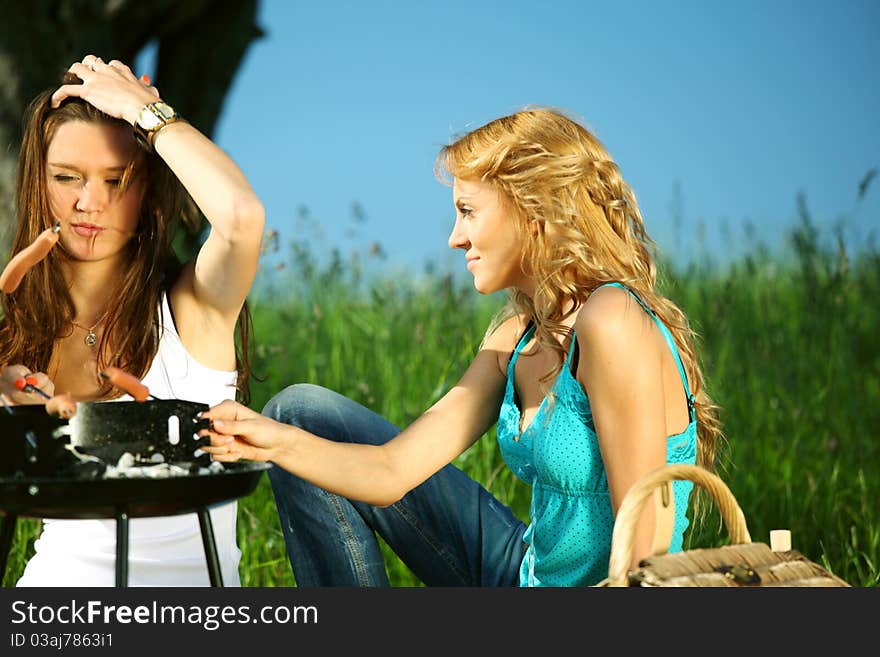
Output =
[
  {"x1": 509, "y1": 321, "x2": 578, "y2": 363},
  {"x1": 509, "y1": 320, "x2": 536, "y2": 370},
  {"x1": 594, "y1": 282, "x2": 695, "y2": 420},
  {"x1": 565, "y1": 326, "x2": 579, "y2": 364}
]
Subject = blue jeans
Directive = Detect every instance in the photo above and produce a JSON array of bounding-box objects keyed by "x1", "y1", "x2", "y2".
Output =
[{"x1": 263, "y1": 384, "x2": 527, "y2": 586}]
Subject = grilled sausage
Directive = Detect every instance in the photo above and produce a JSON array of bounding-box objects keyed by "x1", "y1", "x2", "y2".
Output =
[
  {"x1": 99, "y1": 366, "x2": 151, "y2": 402},
  {"x1": 0, "y1": 222, "x2": 61, "y2": 293},
  {"x1": 46, "y1": 392, "x2": 77, "y2": 419}
]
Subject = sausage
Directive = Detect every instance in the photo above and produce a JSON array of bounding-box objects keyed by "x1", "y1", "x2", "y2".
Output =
[
  {"x1": 99, "y1": 366, "x2": 151, "y2": 402},
  {"x1": 0, "y1": 222, "x2": 61, "y2": 293},
  {"x1": 46, "y1": 392, "x2": 77, "y2": 419}
]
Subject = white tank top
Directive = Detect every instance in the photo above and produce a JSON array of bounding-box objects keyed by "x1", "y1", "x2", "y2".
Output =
[{"x1": 17, "y1": 292, "x2": 242, "y2": 587}]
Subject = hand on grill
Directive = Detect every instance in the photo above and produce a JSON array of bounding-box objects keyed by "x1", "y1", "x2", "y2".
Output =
[{"x1": 199, "y1": 399, "x2": 286, "y2": 464}]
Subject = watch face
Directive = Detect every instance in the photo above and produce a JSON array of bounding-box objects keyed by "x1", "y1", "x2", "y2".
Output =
[
  {"x1": 153, "y1": 102, "x2": 176, "y2": 121},
  {"x1": 137, "y1": 105, "x2": 163, "y2": 130}
]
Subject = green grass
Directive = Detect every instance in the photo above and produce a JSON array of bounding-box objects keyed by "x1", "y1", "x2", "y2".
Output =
[{"x1": 3, "y1": 209, "x2": 878, "y2": 587}]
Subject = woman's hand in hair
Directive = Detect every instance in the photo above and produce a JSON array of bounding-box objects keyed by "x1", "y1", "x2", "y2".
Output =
[
  {"x1": 50, "y1": 54, "x2": 159, "y2": 127},
  {"x1": 0, "y1": 364, "x2": 55, "y2": 406}
]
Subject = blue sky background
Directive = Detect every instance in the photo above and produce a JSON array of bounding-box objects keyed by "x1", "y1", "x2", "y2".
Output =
[{"x1": 142, "y1": 0, "x2": 879, "y2": 279}]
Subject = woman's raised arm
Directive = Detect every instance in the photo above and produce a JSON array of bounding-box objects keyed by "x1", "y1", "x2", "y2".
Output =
[{"x1": 51, "y1": 55, "x2": 265, "y2": 327}]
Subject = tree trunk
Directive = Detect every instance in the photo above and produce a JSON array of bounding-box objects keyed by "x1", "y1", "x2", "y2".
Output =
[{"x1": 0, "y1": 0, "x2": 264, "y2": 256}]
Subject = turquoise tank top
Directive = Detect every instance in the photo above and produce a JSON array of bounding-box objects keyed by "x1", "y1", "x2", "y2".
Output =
[{"x1": 496, "y1": 283, "x2": 698, "y2": 586}]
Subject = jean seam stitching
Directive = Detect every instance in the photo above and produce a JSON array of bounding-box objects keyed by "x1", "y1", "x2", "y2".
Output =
[
  {"x1": 322, "y1": 488, "x2": 373, "y2": 586},
  {"x1": 389, "y1": 500, "x2": 470, "y2": 585}
]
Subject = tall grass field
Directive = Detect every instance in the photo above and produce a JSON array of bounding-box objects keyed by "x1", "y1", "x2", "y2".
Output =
[{"x1": 3, "y1": 207, "x2": 878, "y2": 587}]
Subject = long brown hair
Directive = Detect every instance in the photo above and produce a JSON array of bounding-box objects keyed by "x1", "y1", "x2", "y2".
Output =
[
  {"x1": 437, "y1": 107, "x2": 723, "y2": 474},
  {"x1": 0, "y1": 77, "x2": 255, "y2": 403}
]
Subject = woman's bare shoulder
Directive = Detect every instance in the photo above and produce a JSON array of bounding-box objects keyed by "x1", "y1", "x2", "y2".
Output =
[
  {"x1": 480, "y1": 312, "x2": 531, "y2": 375},
  {"x1": 482, "y1": 312, "x2": 530, "y2": 351},
  {"x1": 575, "y1": 285, "x2": 653, "y2": 352}
]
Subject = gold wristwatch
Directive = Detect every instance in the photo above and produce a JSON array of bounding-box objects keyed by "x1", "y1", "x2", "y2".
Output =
[{"x1": 133, "y1": 101, "x2": 182, "y2": 151}]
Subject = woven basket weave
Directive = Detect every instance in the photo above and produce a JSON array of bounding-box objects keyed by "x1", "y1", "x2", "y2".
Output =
[{"x1": 597, "y1": 463, "x2": 850, "y2": 587}]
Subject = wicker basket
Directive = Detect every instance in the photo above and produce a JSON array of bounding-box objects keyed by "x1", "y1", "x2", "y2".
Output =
[{"x1": 597, "y1": 463, "x2": 850, "y2": 587}]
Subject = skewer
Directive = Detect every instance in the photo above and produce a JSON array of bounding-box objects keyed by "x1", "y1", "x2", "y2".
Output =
[
  {"x1": 2, "y1": 388, "x2": 39, "y2": 453},
  {"x1": 14, "y1": 377, "x2": 51, "y2": 400},
  {"x1": 2, "y1": 222, "x2": 61, "y2": 413}
]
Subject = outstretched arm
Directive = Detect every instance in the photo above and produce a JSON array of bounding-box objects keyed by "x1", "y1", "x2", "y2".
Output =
[{"x1": 202, "y1": 316, "x2": 523, "y2": 507}]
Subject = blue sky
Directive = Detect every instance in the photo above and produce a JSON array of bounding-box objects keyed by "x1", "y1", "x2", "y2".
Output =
[{"x1": 146, "y1": 0, "x2": 879, "y2": 277}]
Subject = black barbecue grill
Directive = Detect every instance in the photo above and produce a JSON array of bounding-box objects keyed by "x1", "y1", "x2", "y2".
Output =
[{"x1": 0, "y1": 400, "x2": 269, "y2": 587}]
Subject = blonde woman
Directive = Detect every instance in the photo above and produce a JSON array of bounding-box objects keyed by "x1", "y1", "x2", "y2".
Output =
[{"x1": 203, "y1": 108, "x2": 722, "y2": 587}]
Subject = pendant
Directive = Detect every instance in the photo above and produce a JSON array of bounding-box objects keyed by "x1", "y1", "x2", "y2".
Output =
[{"x1": 85, "y1": 330, "x2": 97, "y2": 347}]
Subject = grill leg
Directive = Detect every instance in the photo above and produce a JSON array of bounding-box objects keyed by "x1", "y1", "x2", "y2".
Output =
[
  {"x1": 115, "y1": 511, "x2": 129, "y2": 588},
  {"x1": 197, "y1": 507, "x2": 223, "y2": 587},
  {"x1": 0, "y1": 513, "x2": 18, "y2": 585}
]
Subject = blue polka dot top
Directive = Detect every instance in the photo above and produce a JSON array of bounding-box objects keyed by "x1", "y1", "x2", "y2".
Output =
[{"x1": 496, "y1": 283, "x2": 698, "y2": 586}]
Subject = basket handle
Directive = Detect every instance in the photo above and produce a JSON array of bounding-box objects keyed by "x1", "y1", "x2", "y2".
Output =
[{"x1": 604, "y1": 463, "x2": 752, "y2": 587}]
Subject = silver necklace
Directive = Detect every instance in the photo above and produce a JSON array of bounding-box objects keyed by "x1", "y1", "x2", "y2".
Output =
[{"x1": 70, "y1": 309, "x2": 109, "y2": 347}]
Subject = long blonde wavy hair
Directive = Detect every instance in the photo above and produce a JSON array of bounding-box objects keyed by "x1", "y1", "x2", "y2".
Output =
[{"x1": 437, "y1": 107, "x2": 723, "y2": 473}]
